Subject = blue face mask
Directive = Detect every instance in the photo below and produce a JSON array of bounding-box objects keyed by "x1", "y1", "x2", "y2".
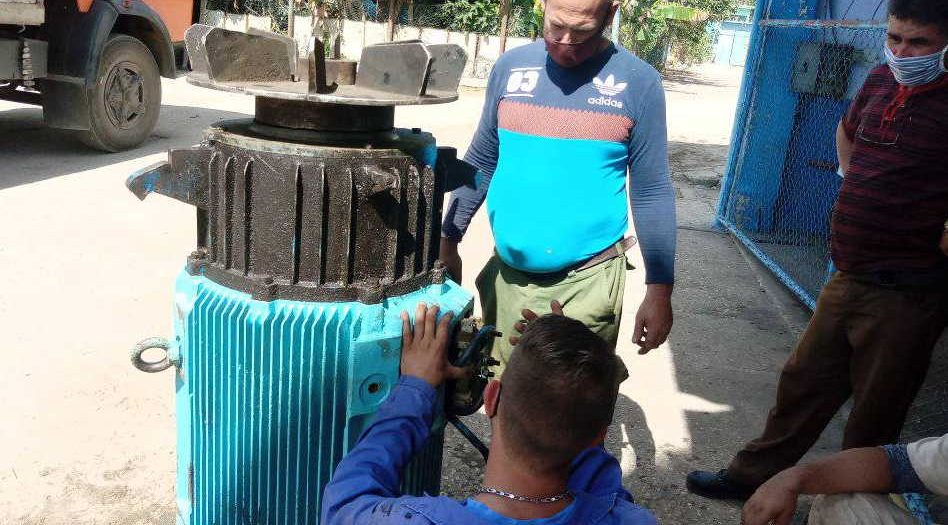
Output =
[{"x1": 884, "y1": 44, "x2": 948, "y2": 86}]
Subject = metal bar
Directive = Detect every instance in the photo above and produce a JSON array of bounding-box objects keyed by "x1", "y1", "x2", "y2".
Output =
[
  {"x1": 448, "y1": 415, "x2": 489, "y2": 461},
  {"x1": 307, "y1": 40, "x2": 332, "y2": 94},
  {"x1": 714, "y1": 0, "x2": 773, "y2": 228},
  {"x1": 758, "y1": 18, "x2": 886, "y2": 29},
  {"x1": 242, "y1": 160, "x2": 253, "y2": 275},
  {"x1": 722, "y1": 220, "x2": 817, "y2": 310}
]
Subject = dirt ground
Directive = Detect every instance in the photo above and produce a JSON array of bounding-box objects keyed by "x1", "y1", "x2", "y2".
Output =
[{"x1": 1, "y1": 63, "x2": 815, "y2": 524}]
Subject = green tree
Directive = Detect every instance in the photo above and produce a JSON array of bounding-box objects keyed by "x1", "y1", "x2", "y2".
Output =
[
  {"x1": 439, "y1": 0, "x2": 540, "y2": 36},
  {"x1": 620, "y1": 0, "x2": 734, "y2": 70}
]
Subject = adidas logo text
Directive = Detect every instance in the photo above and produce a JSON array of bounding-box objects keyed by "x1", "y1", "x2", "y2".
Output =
[{"x1": 587, "y1": 95, "x2": 624, "y2": 108}]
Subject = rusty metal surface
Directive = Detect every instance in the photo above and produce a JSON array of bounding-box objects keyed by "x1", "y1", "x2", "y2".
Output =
[
  {"x1": 253, "y1": 98, "x2": 395, "y2": 132},
  {"x1": 187, "y1": 78, "x2": 459, "y2": 106},
  {"x1": 243, "y1": 121, "x2": 399, "y2": 147},
  {"x1": 134, "y1": 121, "x2": 450, "y2": 303},
  {"x1": 247, "y1": 27, "x2": 299, "y2": 80},
  {"x1": 183, "y1": 25, "x2": 466, "y2": 106},
  {"x1": 203, "y1": 28, "x2": 294, "y2": 83},
  {"x1": 307, "y1": 39, "x2": 332, "y2": 94},
  {"x1": 355, "y1": 41, "x2": 432, "y2": 97},
  {"x1": 126, "y1": 147, "x2": 212, "y2": 208},
  {"x1": 326, "y1": 59, "x2": 357, "y2": 86},
  {"x1": 425, "y1": 44, "x2": 468, "y2": 97},
  {"x1": 136, "y1": 25, "x2": 469, "y2": 302}
]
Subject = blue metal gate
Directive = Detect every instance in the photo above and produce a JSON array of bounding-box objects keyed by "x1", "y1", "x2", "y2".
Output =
[
  {"x1": 713, "y1": 21, "x2": 753, "y2": 66},
  {"x1": 716, "y1": 0, "x2": 887, "y2": 308}
]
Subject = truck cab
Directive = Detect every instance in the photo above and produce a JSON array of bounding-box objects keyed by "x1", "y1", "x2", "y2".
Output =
[{"x1": 0, "y1": 0, "x2": 198, "y2": 151}]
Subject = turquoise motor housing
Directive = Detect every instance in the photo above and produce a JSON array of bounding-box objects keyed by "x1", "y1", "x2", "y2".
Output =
[
  {"x1": 125, "y1": 106, "x2": 479, "y2": 525},
  {"x1": 169, "y1": 270, "x2": 473, "y2": 525}
]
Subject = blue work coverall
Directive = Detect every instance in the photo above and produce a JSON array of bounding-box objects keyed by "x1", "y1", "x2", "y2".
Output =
[{"x1": 322, "y1": 376, "x2": 658, "y2": 524}]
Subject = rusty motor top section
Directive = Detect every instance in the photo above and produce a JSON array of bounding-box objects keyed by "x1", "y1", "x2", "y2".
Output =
[{"x1": 126, "y1": 25, "x2": 475, "y2": 304}]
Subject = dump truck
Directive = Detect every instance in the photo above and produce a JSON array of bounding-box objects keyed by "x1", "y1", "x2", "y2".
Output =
[{"x1": 0, "y1": 0, "x2": 198, "y2": 151}]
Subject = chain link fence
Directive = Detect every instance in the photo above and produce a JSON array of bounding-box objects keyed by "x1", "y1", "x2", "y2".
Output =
[
  {"x1": 203, "y1": 0, "x2": 540, "y2": 39},
  {"x1": 717, "y1": 21, "x2": 886, "y2": 308},
  {"x1": 715, "y1": 18, "x2": 948, "y2": 445}
]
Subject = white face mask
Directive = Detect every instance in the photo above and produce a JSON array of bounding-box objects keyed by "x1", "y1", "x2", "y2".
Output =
[{"x1": 884, "y1": 44, "x2": 948, "y2": 86}]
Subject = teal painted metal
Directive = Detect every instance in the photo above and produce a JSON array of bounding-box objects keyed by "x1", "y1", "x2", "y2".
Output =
[{"x1": 170, "y1": 271, "x2": 474, "y2": 525}]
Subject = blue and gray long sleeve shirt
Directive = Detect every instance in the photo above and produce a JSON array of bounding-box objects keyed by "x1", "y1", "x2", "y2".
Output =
[{"x1": 442, "y1": 41, "x2": 677, "y2": 284}]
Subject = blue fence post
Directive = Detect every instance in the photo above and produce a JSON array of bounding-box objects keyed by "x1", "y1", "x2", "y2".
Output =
[
  {"x1": 714, "y1": 0, "x2": 820, "y2": 229},
  {"x1": 714, "y1": 0, "x2": 770, "y2": 228}
]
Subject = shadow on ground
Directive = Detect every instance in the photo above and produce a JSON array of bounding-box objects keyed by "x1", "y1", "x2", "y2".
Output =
[
  {"x1": 663, "y1": 68, "x2": 739, "y2": 95},
  {"x1": 0, "y1": 104, "x2": 245, "y2": 190},
  {"x1": 669, "y1": 142, "x2": 729, "y2": 182},
  {"x1": 634, "y1": 226, "x2": 816, "y2": 523}
]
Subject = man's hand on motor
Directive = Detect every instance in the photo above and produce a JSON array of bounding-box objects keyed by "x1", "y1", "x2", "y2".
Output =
[
  {"x1": 632, "y1": 284, "x2": 673, "y2": 354},
  {"x1": 439, "y1": 238, "x2": 463, "y2": 284},
  {"x1": 741, "y1": 468, "x2": 803, "y2": 525},
  {"x1": 400, "y1": 303, "x2": 463, "y2": 387},
  {"x1": 509, "y1": 300, "x2": 564, "y2": 346}
]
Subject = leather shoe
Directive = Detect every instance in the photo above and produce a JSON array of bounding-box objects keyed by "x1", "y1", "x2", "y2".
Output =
[{"x1": 686, "y1": 469, "x2": 758, "y2": 500}]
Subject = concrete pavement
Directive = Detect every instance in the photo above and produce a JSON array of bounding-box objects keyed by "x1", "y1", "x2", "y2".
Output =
[{"x1": 1, "y1": 64, "x2": 844, "y2": 524}]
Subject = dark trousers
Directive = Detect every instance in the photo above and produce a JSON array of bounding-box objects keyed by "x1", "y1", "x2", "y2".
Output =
[{"x1": 727, "y1": 271, "x2": 947, "y2": 486}]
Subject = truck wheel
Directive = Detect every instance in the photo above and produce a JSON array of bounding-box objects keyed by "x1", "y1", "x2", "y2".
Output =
[{"x1": 78, "y1": 35, "x2": 161, "y2": 152}]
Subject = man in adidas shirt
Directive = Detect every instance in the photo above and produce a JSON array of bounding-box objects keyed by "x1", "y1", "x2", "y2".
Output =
[{"x1": 440, "y1": 0, "x2": 677, "y2": 374}]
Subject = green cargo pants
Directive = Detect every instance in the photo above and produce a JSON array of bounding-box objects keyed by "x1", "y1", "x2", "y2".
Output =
[{"x1": 476, "y1": 253, "x2": 628, "y2": 377}]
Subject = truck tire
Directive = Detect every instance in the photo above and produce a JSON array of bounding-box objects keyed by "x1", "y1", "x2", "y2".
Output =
[{"x1": 78, "y1": 35, "x2": 161, "y2": 152}]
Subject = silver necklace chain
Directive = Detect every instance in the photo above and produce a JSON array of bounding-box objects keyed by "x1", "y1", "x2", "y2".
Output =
[{"x1": 477, "y1": 486, "x2": 572, "y2": 504}]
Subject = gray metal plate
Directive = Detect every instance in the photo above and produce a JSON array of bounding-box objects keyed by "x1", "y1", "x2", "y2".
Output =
[
  {"x1": 204, "y1": 27, "x2": 294, "y2": 83},
  {"x1": 355, "y1": 41, "x2": 432, "y2": 97},
  {"x1": 184, "y1": 24, "x2": 215, "y2": 83},
  {"x1": 426, "y1": 44, "x2": 468, "y2": 97},
  {"x1": 183, "y1": 24, "x2": 465, "y2": 106}
]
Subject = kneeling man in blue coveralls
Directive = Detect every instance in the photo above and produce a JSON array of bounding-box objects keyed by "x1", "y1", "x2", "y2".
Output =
[{"x1": 321, "y1": 303, "x2": 658, "y2": 524}]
